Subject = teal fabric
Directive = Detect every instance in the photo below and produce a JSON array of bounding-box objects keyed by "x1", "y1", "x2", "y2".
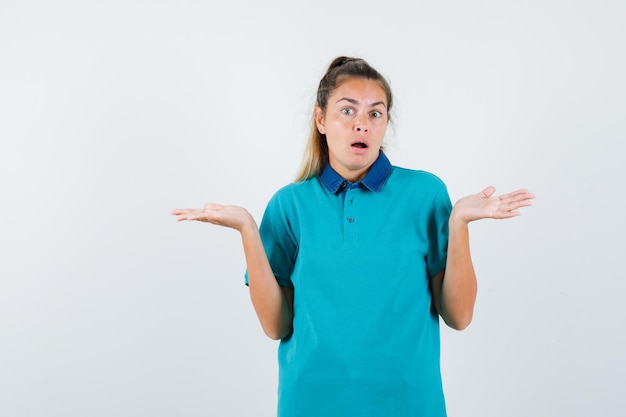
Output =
[{"x1": 253, "y1": 155, "x2": 452, "y2": 417}]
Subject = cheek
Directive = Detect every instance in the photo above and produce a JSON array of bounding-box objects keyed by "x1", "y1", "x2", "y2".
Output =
[
  {"x1": 373, "y1": 122, "x2": 388, "y2": 135},
  {"x1": 325, "y1": 119, "x2": 350, "y2": 135}
]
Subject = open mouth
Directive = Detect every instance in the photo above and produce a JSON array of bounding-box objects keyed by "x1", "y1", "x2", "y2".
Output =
[{"x1": 351, "y1": 142, "x2": 368, "y2": 149}]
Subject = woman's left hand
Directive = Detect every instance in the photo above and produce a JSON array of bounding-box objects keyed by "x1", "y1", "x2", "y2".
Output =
[{"x1": 451, "y1": 186, "x2": 535, "y2": 224}]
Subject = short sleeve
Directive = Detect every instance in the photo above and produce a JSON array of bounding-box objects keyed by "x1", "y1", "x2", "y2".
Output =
[
  {"x1": 426, "y1": 184, "x2": 452, "y2": 278},
  {"x1": 244, "y1": 192, "x2": 298, "y2": 288}
]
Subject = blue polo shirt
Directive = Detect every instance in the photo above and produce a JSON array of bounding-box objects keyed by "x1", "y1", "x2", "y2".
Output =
[{"x1": 253, "y1": 152, "x2": 452, "y2": 417}]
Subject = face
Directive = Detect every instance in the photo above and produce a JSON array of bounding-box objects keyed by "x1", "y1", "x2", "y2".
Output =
[{"x1": 315, "y1": 77, "x2": 389, "y2": 182}]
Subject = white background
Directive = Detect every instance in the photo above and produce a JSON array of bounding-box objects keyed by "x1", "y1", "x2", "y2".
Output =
[{"x1": 1, "y1": 1, "x2": 624, "y2": 416}]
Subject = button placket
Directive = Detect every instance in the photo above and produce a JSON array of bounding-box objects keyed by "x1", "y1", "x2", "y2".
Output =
[{"x1": 343, "y1": 188, "x2": 358, "y2": 244}]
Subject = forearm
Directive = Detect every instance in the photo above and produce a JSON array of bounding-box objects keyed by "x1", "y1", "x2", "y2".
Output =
[
  {"x1": 440, "y1": 216, "x2": 478, "y2": 330},
  {"x1": 240, "y1": 224, "x2": 293, "y2": 340}
]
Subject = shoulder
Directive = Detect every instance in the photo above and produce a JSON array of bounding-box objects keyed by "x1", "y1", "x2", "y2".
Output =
[
  {"x1": 389, "y1": 166, "x2": 447, "y2": 192},
  {"x1": 271, "y1": 177, "x2": 321, "y2": 199},
  {"x1": 265, "y1": 177, "x2": 322, "y2": 212},
  {"x1": 387, "y1": 166, "x2": 452, "y2": 215}
]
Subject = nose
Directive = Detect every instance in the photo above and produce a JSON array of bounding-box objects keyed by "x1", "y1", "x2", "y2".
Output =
[{"x1": 354, "y1": 114, "x2": 369, "y2": 132}]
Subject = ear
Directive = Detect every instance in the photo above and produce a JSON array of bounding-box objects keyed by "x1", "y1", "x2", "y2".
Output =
[{"x1": 314, "y1": 106, "x2": 326, "y2": 135}]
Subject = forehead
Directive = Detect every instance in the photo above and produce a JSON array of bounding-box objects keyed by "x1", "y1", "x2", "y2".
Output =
[{"x1": 330, "y1": 77, "x2": 387, "y2": 105}]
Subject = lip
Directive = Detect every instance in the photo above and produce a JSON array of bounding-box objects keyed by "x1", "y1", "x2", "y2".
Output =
[
  {"x1": 350, "y1": 141, "x2": 369, "y2": 155},
  {"x1": 350, "y1": 138, "x2": 369, "y2": 146}
]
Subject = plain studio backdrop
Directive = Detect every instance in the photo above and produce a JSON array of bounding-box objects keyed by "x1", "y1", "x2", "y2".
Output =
[{"x1": 1, "y1": 1, "x2": 624, "y2": 416}]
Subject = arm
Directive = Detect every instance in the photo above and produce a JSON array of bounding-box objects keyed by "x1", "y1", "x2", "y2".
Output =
[
  {"x1": 172, "y1": 204, "x2": 293, "y2": 340},
  {"x1": 240, "y1": 221, "x2": 294, "y2": 340},
  {"x1": 430, "y1": 217, "x2": 477, "y2": 331},
  {"x1": 430, "y1": 186, "x2": 534, "y2": 331}
]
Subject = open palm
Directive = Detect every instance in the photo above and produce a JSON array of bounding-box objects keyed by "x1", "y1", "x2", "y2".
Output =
[{"x1": 452, "y1": 186, "x2": 535, "y2": 223}]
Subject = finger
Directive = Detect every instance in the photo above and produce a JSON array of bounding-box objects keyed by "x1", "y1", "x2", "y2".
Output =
[
  {"x1": 503, "y1": 210, "x2": 522, "y2": 218},
  {"x1": 172, "y1": 208, "x2": 209, "y2": 218},
  {"x1": 505, "y1": 189, "x2": 535, "y2": 199},
  {"x1": 498, "y1": 198, "x2": 533, "y2": 217},
  {"x1": 507, "y1": 188, "x2": 530, "y2": 195},
  {"x1": 510, "y1": 195, "x2": 534, "y2": 208},
  {"x1": 203, "y1": 203, "x2": 223, "y2": 210},
  {"x1": 498, "y1": 190, "x2": 535, "y2": 205},
  {"x1": 172, "y1": 208, "x2": 205, "y2": 216},
  {"x1": 171, "y1": 209, "x2": 193, "y2": 221},
  {"x1": 480, "y1": 186, "x2": 496, "y2": 198}
]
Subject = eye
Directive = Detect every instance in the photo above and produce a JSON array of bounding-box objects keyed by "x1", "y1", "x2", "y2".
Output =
[
  {"x1": 370, "y1": 110, "x2": 383, "y2": 118},
  {"x1": 341, "y1": 108, "x2": 355, "y2": 116}
]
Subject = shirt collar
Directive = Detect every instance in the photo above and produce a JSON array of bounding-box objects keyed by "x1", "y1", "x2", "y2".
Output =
[{"x1": 319, "y1": 151, "x2": 393, "y2": 194}]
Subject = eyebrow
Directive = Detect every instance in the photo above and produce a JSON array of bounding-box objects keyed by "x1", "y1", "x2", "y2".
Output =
[{"x1": 336, "y1": 97, "x2": 387, "y2": 108}]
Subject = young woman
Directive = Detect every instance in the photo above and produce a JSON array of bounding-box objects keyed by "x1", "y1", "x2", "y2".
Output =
[{"x1": 172, "y1": 56, "x2": 534, "y2": 417}]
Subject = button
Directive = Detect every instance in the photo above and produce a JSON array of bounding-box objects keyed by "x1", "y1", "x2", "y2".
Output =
[{"x1": 347, "y1": 216, "x2": 354, "y2": 223}]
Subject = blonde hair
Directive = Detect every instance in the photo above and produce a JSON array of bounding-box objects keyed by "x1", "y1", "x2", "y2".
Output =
[{"x1": 295, "y1": 56, "x2": 393, "y2": 182}]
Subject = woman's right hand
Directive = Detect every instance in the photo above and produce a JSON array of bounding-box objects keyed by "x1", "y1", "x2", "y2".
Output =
[
  {"x1": 171, "y1": 204, "x2": 256, "y2": 232},
  {"x1": 173, "y1": 204, "x2": 292, "y2": 339}
]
